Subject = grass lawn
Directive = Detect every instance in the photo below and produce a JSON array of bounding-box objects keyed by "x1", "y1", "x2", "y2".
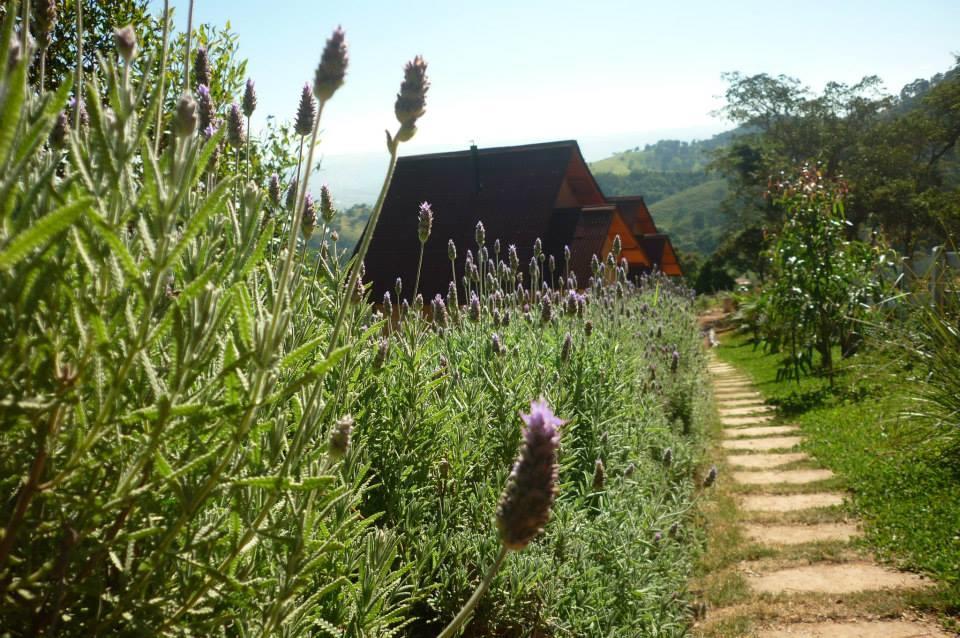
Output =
[{"x1": 714, "y1": 332, "x2": 960, "y2": 626}]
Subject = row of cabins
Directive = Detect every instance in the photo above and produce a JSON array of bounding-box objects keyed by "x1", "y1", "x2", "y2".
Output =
[{"x1": 360, "y1": 140, "x2": 681, "y2": 301}]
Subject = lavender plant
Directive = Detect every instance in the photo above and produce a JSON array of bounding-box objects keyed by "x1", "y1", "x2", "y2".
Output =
[
  {"x1": 0, "y1": 8, "x2": 412, "y2": 635},
  {"x1": 0, "y1": 4, "x2": 711, "y2": 636}
]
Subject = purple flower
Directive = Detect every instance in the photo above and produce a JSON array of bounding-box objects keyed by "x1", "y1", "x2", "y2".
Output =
[
  {"x1": 491, "y1": 332, "x2": 503, "y2": 356},
  {"x1": 704, "y1": 466, "x2": 718, "y2": 488},
  {"x1": 314, "y1": 27, "x2": 348, "y2": 101},
  {"x1": 469, "y1": 292, "x2": 481, "y2": 322},
  {"x1": 561, "y1": 332, "x2": 572, "y2": 362},
  {"x1": 592, "y1": 458, "x2": 605, "y2": 491},
  {"x1": 295, "y1": 83, "x2": 316, "y2": 136},
  {"x1": 320, "y1": 185, "x2": 335, "y2": 222},
  {"x1": 395, "y1": 55, "x2": 428, "y2": 132},
  {"x1": 301, "y1": 193, "x2": 317, "y2": 239},
  {"x1": 242, "y1": 78, "x2": 257, "y2": 117},
  {"x1": 431, "y1": 294, "x2": 447, "y2": 326},
  {"x1": 267, "y1": 174, "x2": 281, "y2": 208},
  {"x1": 417, "y1": 201, "x2": 433, "y2": 244},
  {"x1": 373, "y1": 337, "x2": 389, "y2": 369},
  {"x1": 329, "y1": 415, "x2": 354, "y2": 460},
  {"x1": 194, "y1": 46, "x2": 210, "y2": 88},
  {"x1": 382, "y1": 291, "x2": 393, "y2": 318},
  {"x1": 196, "y1": 84, "x2": 215, "y2": 133},
  {"x1": 496, "y1": 399, "x2": 564, "y2": 550},
  {"x1": 227, "y1": 103, "x2": 245, "y2": 148},
  {"x1": 540, "y1": 293, "x2": 553, "y2": 324}
]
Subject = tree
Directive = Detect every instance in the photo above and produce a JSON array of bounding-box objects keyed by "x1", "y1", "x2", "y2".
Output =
[
  {"x1": 761, "y1": 167, "x2": 890, "y2": 381},
  {"x1": 714, "y1": 64, "x2": 960, "y2": 256}
]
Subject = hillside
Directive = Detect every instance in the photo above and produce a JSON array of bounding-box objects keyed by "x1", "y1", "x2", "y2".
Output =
[
  {"x1": 591, "y1": 131, "x2": 734, "y2": 175},
  {"x1": 590, "y1": 132, "x2": 735, "y2": 257},
  {"x1": 649, "y1": 179, "x2": 729, "y2": 255},
  {"x1": 306, "y1": 203, "x2": 370, "y2": 258}
]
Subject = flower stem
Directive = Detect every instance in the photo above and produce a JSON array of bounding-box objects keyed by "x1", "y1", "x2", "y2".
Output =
[
  {"x1": 153, "y1": 0, "x2": 170, "y2": 155},
  {"x1": 436, "y1": 545, "x2": 509, "y2": 638},
  {"x1": 323, "y1": 132, "x2": 400, "y2": 357},
  {"x1": 183, "y1": 0, "x2": 194, "y2": 92},
  {"x1": 74, "y1": 0, "x2": 82, "y2": 129},
  {"x1": 413, "y1": 241, "x2": 425, "y2": 301}
]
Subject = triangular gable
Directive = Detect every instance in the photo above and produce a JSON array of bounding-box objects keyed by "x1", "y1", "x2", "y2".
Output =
[{"x1": 607, "y1": 196, "x2": 658, "y2": 235}]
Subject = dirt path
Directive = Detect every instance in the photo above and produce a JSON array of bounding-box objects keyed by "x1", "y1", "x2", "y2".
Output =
[{"x1": 693, "y1": 356, "x2": 951, "y2": 638}]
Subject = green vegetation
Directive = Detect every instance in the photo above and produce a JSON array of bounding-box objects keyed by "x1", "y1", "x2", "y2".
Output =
[
  {"x1": 591, "y1": 136, "x2": 735, "y2": 273},
  {"x1": 715, "y1": 333, "x2": 960, "y2": 619},
  {"x1": 648, "y1": 178, "x2": 728, "y2": 255},
  {"x1": 0, "y1": 4, "x2": 712, "y2": 636},
  {"x1": 709, "y1": 66, "x2": 960, "y2": 283},
  {"x1": 591, "y1": 135, "x2": 731, "y2": 175},
  {"x1": 755, "y1": 168, "x2": 892, "y2": 380},
  {"x1": 309, "y1": 203, "x2": 370, "y2": 256}
]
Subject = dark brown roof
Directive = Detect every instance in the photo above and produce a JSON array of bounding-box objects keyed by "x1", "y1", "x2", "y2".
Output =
[
  {"x1": 360, "y1": 140, "x2": 610, "y2": 301},
  {"x1": 608, "y1": 196, "x2": 658, "y2": 235},
  {"x1": 639, "y1": 234, "x2": 683, "y2": 276}
]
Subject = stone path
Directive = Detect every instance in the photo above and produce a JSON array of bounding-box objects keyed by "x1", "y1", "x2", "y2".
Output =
[{"x1": 695, "y1": 358, "x2": 949, "y2": 638}]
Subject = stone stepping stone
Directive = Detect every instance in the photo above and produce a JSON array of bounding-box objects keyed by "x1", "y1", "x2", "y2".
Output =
[
  {"x1": 723, "y1": 436, "x2": 803, "y2": 452},
  {"x1": 743, "y1": 522, "x2": 859, "y2": 545},
  {"x1": 727, "y1": 452, "x2": 809, "y2": 469},
  {"x1": 716, "y1": 395, "x2": 762, "y2": 403},
  {"x1": 740, "y1": 492, "x2": 844, "y2": 512},
  {"x1": 758, "y1": 620, "x2": 951, "y2": 637},
  {"x1": 722, "y1": 414, "x2": 775, "y2": 427},
  {"x1": 724, "y1": 425, "x2": 800, "y2": 438},
  {"x1": 714, "y1": 380, "x2": 753, "y2": 387},
  {"x1": 717, "y1": 397, "x2": 767, "y2": 407},
  {"x1": 716, "y1": 389, "x2": 762, "y2": 395},
  {"x1": 733, "y1": 469, "x2": 835, "y2": 485},
  {"x1": 746, "y1": 562, "x2": 930, "y2": 595},
  {"x1": 719, "y1": 405, "x2": 776, "y2": 417}
]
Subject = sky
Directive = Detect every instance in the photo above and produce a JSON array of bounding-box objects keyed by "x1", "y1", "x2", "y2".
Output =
[{"x1": 150, "y1": 0, "x2": 960, "y2": 202}]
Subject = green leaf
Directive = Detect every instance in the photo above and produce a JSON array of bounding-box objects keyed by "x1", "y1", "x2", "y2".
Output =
[
  {"x1": 89, "y1": 213, "x2": 142, "y2": 284},
  {"x1": 0, "y1": 197, "x2": 92, "y2": 269},
  {"x1": 0, "y1": 40, "x2": 27, "y2": 167},
  {"x1": 287, "y1": 476, "x2": 336, "y2": 491},
  {"x1": 166, "y1": 176, "x2": 236, "y2": 266},
  {"x1": 239, "y1": 219, "x2": 274, "y2": 278},
  {"x1": 153, "y1": 450, "x2": 173, "y2": 478},
  {"x1": 270, "y1": 345, "x2": 351, "y2": 403},
  {"x1": 14, "y1": 78, "x2": 73, "y2": 170}
]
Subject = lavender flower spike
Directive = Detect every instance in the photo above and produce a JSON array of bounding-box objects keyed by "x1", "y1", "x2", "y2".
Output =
[
  {"x1": 114, "y1": 25, "x2": 138, "y2": 63},
  {"x1": 295, "y1": 83, "x2": 316, "y2": 137},
  {"x1": 395, "y1": 55, "x2": 429, "y2": 138},
  {"x1": 242, "y1": 78, "x2": 257, "y2": 117},
  {"x1": 704, "y1": 465, "x2": 718, "y2": 488},
  {"x1": 227, "y1": 103, "x2": 245, "y2": 148},
  {"x1": 496, "y1": 399, "x2": 564, "y2": 551},
  {"x1": 194, "y1": 47, "x2": 210, "y2": 88},
  {"x1": 314, "y1": 27, "x2": 348, "y2": 101},
  {"x1": 417, "y1": 201, "x2": 433, "y2": 244}
]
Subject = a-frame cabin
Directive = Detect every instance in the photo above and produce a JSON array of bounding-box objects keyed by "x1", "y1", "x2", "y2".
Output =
[{"x1": 359, "y1": 140, "x2": 680, "y2": 301}]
